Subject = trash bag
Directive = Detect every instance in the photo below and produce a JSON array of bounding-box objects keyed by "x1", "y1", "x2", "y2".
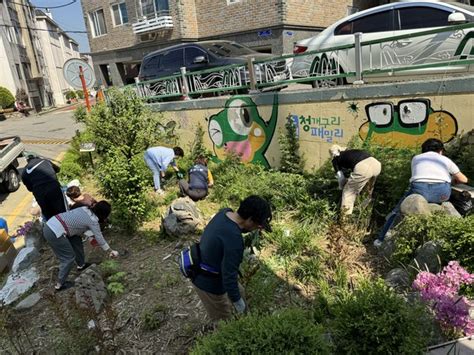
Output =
[{"x1": 449, "y1": 189, "x2": 472, "y2": 216}]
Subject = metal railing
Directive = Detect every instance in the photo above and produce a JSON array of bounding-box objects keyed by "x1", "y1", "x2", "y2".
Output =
[{"x1": 130, "y1": 22, "x2": 474, "y2": 102}]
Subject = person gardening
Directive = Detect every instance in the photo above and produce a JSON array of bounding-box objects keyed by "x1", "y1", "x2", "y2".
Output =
[
  {"x1": 374, "y1": 138, "x2": 468, "y2": 247},
  {"x1": 66, "y1": 185, "x2": 97, "y2": 209},
  {"x1": 144, "y1": 146, "x2": 184, "y2": 195},
  {"x1": 191, "y1": 195, "x2": 272, "y2": 322},
  {"x1": 329, "y1": 145, "x2": 381, "y2": 215},
  {"x1": 178, "y1": 155, "x2": 214, "y2": 201}
]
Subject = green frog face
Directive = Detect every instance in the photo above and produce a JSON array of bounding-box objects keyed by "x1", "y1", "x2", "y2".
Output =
[{"x1": 208, "y1": 96, "x2": 278, "y2": 167}]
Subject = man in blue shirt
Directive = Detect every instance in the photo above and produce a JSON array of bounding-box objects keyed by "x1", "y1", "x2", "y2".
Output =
[
  {"x1": 144, "y1": 146, "x2": 184, "y2": 194},
  {"x1": 192, "y1": 195, "x2": 272, "y2": 322}
]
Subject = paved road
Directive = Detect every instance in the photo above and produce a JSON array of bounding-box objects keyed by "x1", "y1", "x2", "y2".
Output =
[{"x1": 0, "y1": 108, "x2": 83, "y2": 232}]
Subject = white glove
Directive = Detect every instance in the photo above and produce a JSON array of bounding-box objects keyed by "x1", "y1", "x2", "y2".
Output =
[
  {"x1": 233, "y1": 298, "x2": 246, "y2": 314},
  {"x1": 109, "y1": 250, "x2": 119, "y2": 258},
  {"x1": 336, "y1": 170, "x2": 347, "y2": 190}
]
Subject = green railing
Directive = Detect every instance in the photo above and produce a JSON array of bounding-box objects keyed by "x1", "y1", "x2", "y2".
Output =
[{"x1": 131, "y1": 22, "x2": 474, "y2": 102}]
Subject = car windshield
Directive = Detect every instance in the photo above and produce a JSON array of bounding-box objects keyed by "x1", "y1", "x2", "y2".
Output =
[{"x1": 201, "y1": 42, "x2": 255, "y2": 57}]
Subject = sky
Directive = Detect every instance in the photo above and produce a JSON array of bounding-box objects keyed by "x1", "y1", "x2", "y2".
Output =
[{"x1": 30, "y1": 0, "x2": 90, "y2": 53}]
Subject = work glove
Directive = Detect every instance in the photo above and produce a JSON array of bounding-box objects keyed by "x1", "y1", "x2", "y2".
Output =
[
  {"x1": 109, "y1": 250, "x2": 119, "y2": 258},
  {"x1": 233, "y1": 298, "x2": 246, "y2": 314},
  {"x1": 176, "y1": 172, "x2": 184, "y2": 179}
]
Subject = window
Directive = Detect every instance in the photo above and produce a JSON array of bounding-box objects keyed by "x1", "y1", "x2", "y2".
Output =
[
  {"x1": 335, "y1": 10, "x2": 393, "y2": 35},
  {"x1": 112, "y1": 2, "x2": 129, "y2": 26},
  {"x1": 202, "y1": 42, "x2": 254, "y2": 57},
  {"x1": 89, "y1": 9, "x2": 107, "y2": 37},
  {"x1": 16, "y1": 64, "x2": 22, "y2": 79},
  {"x1": 160, "y1": 49, "x2": 184, "y2": 70},
  {"x1": 140, "y1": 0, "x2": 169, "y2": 17},
  {"x1": 185, "y1": 47, "x2": 207, "y2": 66},
  {"x1": 142, "y1": 55, "x2": 160, "y2": 73},
  {"x1": 397, "y1": 6, "x2": 450, "y2": 30}
]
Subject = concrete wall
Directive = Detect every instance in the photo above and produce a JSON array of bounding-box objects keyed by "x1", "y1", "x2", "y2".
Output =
[{"x1": 150, "y1": 76, "x2": 474, "y2": 170}]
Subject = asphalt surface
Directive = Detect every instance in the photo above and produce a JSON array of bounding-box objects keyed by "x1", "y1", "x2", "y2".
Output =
[{"x1": 0, "y1": 108, "x2": 83, "y2": 233}]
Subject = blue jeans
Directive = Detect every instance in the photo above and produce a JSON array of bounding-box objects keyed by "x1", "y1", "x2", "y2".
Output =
[
  {"x1": 377, "y1": 182, "x2": 451, "y2": 242},
  {"x1": 144, "y1": 151, "x2": 162, "y2": 190}
]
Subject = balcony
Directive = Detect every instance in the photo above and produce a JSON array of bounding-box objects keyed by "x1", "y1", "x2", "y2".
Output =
[{"x1": 132, "y1": 12, "x2": 173, "y2": 34}]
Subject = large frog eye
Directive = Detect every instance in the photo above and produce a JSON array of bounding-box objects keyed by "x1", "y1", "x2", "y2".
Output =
[
  {"x1": 398, "y1": 100, "x2": 429, "y2": 126},
  {"x1": 366, "y1": 103, "x2": 393, "y2": 127},
  {"x1": 228, "y1": 99, "x2": 253, "y2": 136},
  {"x1": 209, "y1": 119, "x2": 223, "y2": 147}
]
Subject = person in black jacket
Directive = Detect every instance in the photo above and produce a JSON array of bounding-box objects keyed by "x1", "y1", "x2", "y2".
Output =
[
  {"x1": 330, "y1": 145, "x2": 381, "y2": 215},
  {"x1": 21, "y1": 154, "x2": 67, "y2": 220},
  {"x1": 192, "y1": 195, "x2": 272, "y2": 322},
  {"x1": 178, "y1": 156, "x2": 214, "y2": 201}
]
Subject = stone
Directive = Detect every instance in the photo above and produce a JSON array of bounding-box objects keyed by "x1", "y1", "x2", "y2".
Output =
[
  {"x1": 25, "y1": 220, "x2": 46, "y2": 250},
  {"x1": 385, "y1": 268, "x2": 410, "y2": 290},
  {"x1": 12, "y1": 247, "x2": 40, "y2": 273},
  {"x1": 15, "y1": 292, "x2": 41, "y2": 310},
  {"x1": 162, "y1": 197, "x2": 202, "y2": 237},
  {"x1": 75, "y1": 265, "x2": 107, "y2": 313},
  {"x1": 400, "y1": 194, "x2": 431, "y2": 216},
  {"x1": 441, "y1": 201, "x2": 462, "y2": 217},
  {"x1": 379, "y1": 234, "x2": 397, "y2": 259},
  {"x1": 0, "y1": 267, "x2": 39, "y2": 305},
  {"x1": 428, "y1": 203, "x2": 444, "y2": 214},
  {"x1": 412, "y1": 241, "x2": 442, "y2": 273}
]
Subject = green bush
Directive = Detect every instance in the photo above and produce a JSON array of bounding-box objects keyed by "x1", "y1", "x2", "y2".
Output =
[
  {"x1": 279, "y1": 116, "x2": 304, "y2": 174},
  {"x1": 96, "y1": 148, "x2": 151, "y2": 231},
  {"x1": 0, "y1": 87, "x2": 15, "y2": 109},
  {"x1": 445, "y1": 131, "x2": 474, "y2": 182},
  {"x1": 211, "y1": 155, "x2": 310, "y2": 212},
  {"x1": 191, "y1": 308, "x2": 331, "y2": 354},
  {"x1": 189, "y1": 123, "x2": 211, "y2": 162},
  {"x1": 73, "y1": 105, "x2": 88, "y2": 123},
  {"x1": 75, "y1": 90, "x2": 84, "y2": 99},
  {"x1": 329, "y1": 279, "x2": 433, "y2": 354},
  {"x1": 391, "y1": 214, "x2": 474, "y2": 272},
  {"x1": 65, "y1": 90, "x2": 77, "y2": 100},
  {"x1": 58, "y1": 149, "x2": 83, "y2": 183}
]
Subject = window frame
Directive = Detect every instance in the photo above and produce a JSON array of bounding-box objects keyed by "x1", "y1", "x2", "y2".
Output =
[
  {"x1": 89, "y1": 8, "x2": 107, "y2": 38},
  {"x1": 395, "y1": 6, "x2": 451, "y2": 31},
  {"x1": 334, "y1": 9, "x2": 394, "y2": 36},
  {"x1": 111, "y1": 1, "x2": 129, "y2": 27}
]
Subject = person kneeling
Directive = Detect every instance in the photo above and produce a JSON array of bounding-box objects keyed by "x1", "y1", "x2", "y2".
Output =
[{"x1": 178, "y1": 156, "x2": 214, "y2": 202}]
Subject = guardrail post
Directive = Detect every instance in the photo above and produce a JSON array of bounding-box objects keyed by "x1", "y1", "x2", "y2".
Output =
[
  {"x1": 353, "y1": 32, "x2": 364, "y2": 85},
  {"x1": 134, "y1": 77, "x2": 142, "y2": 97},
  {"x1": 247, "y1": 57, "x2": 257, "y2": 93},
  {"x1": 180, "y1": 67, "x2": 190, "y2": 100}
]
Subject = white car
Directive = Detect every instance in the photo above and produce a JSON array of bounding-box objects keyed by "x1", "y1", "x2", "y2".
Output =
[{"x1": 291, "y1": 1, "x2": 474, "y2": 87}]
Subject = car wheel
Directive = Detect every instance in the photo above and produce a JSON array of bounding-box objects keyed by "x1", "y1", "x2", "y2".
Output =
[
  {"x1": 310, "y1": 54, "x2": 346, "y2": 88},
  {"x1": 2, "y1": 167, "x2": 20, "y2": 193}
]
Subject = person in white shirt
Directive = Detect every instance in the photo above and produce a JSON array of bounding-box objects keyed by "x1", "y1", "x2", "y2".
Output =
[
  {"x1": 42, "y1": 201, "x2": 119, "y2": 291},
  {"x1": 374, "y1": 138, "x2": 468, "y2": 247}
]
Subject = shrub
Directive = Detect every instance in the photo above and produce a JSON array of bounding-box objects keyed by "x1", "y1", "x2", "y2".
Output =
[
  {"x1": 445, "y1": 131, "x2": 474, "y2": 182},
  {"x1": 58, "y1": 149, "x2": 83, "y2": 183},
  {"x1": 329, "y1": 279, "x2": 434, "y2": 354},
  {"x1": 96, "y1": 147, "x2": 151, "y2": 231},
  {"x1": 279, "y1": 116, "x2": 304, "y2": 174},
  {"x1": 391, "y1": 214, "x2": 474, "y2": 272},
  {"x1": 73, "y1": 105, "x2": 88, "y2": 123},
  {"x1": 191, "y1": 308, "x2": 331, "y2": 354},
  {"x1": 65, "y1": 90, "x2": 77, "y2": 100},
  {"x1": 75, "y1": 90, "x2": 84, "y2": 99},
  {"x1": 0, "y1": 87, "x2": 15, "y2": 109},
  {"x1": 189, "y1": 123, "x2": 211, "y2": 162}
]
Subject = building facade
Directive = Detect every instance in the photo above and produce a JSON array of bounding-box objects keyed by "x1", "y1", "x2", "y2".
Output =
[
  {"x1": 35, "y1": 10, "x2": 80, "y2": 106},
  {"x1": 81, "y1": 0, "x2": 383, "y2": 87}
]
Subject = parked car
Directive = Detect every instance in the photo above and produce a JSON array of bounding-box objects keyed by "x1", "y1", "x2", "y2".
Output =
[
  {"x1": 138, "y1": 40, "x2": 287, "y2": 92},
  {"x1": 0, "y1": 136, "x2": 24, "y2": 193},
  {"x1": 291, "y1": 1, "x2": 474, "y2": 87}
]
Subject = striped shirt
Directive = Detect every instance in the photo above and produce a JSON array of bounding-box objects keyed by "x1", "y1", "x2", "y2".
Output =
[{"x1": 47, "y1": 207, "x2": 110, "y2": 251}]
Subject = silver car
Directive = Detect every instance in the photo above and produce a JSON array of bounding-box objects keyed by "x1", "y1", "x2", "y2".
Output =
[{"x1": 291, "y1": 1, "x2": 474, "y2": 87}]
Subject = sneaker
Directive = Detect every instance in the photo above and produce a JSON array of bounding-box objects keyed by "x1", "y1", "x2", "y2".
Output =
[
  {"x1": 77, "y1": 262, "x2": 92, "y2": 271},
  {"x1": 373, "y1": 239, "x2": 383, "y2": 248}
]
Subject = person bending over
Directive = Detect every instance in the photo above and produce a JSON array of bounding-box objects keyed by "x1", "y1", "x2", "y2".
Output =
[{"x1": 144, "y1": 146, "x2": 184, "y2": 195}]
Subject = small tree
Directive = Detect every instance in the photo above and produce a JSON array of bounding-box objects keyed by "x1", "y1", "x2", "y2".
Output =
[
  {"x1": 0, "y1": 87, "x2": 15, "y2": 109},
  {"x1": 279, "y1": 116, "x2": 304, "y2": 174},
  {"x1": 189, "y1": 123, "x2": 211, "y2": 162}
]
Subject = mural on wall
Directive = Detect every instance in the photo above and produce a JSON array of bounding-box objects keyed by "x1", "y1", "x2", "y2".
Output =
[
  {"x1": 287, "y1": 113, "x2": 344, "y2": 143},
  {"x1": 207, "y1": 95, "x2": 278, "y2": 167},
  {"x1": 359, "y1": 99, "x2": 458, "y2": 148}
]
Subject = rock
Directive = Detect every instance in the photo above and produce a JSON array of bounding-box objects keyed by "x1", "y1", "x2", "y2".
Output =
[
  {"x1": 12, "y1": 247, "x2": 40, "y2": 273},
  {"x1": 15, "y1": 292, "x2": 41, "y2": 310},
  {"x1": 428, "y1": 203, "x2": 444, "y2": 214},
  {"x1": 163, "y1": 197, "x2": 202, "y2": 237},
  {"x1": 25, "y1": 221, "x2": 46, "y2": 250},
  {"x1": 441, "y1": 201, "x2": 462, "y2": 217},
  {"x1": 0, "y1": 267, "x2": 40, "y2": 305},
  {"x1": 400, "y1": 194, "x2": 431, "y2": 216},
  {"x1": 379, "y1": 234, "x2": 397, "y2": 259},
  {"x1": 412, "y1": 241, "x2": 442, "y2": 273},
  {"x1": 74, "y1": 265, "x2": 107, "y2": 313},
  {"x1": 385, "y1": 268, "x2": 410, "y2": 290}
]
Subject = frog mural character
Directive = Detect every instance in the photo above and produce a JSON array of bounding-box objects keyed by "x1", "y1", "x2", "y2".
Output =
[
  {"x1": 208, "y1": 96, "x2": 278, "y2": 167},
  {"x1": 359, "y1": 99, "x2": 458, "y2": 148}
]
